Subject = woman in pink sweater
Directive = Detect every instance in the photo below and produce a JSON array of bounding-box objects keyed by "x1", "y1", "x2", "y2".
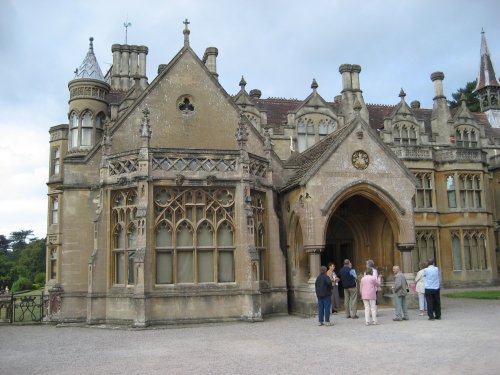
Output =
[{"x1": 360, "y1": 268, "x2": 382, "y2": 325}]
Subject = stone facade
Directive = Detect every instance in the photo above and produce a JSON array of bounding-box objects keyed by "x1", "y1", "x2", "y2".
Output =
[{"x1": 46, "y1": 25, "x2": 500, "y2": 326}]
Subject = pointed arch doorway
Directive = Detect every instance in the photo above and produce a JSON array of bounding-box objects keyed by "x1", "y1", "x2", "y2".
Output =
[{"x1": 321, "y1": 195, "x2": 397, "y2": 286}]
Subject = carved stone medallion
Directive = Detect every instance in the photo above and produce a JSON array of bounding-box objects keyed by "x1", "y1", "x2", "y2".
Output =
[{"x1": 352, "y1": 150, "x2": 369, "y2": 170}]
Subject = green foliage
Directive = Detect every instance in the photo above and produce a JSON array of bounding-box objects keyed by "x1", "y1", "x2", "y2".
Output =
[
  {"x1": 0, "y1": 230, "x2": 45, "y2": 290},
  {"x1": 34, "y1": 272, "x2": 46, "y2": 285},
  {"x1": 11, "y1": 276, "x2": 33, "y2": 292},
  {"x1": 443, "y1": 290, "x2": 500, "y2": 299},
  {"x1": 448, "y1": 80, "x2": 481, "y2": 112}
]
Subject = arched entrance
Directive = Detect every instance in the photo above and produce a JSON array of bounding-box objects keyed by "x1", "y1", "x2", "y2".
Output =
[{"x1": 321, "y1": 195, "x2": 396, "y2": 279}]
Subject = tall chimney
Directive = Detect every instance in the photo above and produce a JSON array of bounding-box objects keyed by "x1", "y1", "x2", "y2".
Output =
[{"x1": 203, "y1": 47, "x2": 219, "y2": 79}]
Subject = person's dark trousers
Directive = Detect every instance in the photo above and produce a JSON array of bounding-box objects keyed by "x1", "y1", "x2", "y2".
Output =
[
  {"x1": 318, "y1": 296, "x2": 332, "y2": 323},
  {"x1": 425, "y1": 288, "x2": 441, "y2": 319}
]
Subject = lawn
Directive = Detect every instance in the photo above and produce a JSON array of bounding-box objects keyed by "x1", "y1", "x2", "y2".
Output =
[{"x1": 443, "y1": 290, "x2": 500, "y2": 300}]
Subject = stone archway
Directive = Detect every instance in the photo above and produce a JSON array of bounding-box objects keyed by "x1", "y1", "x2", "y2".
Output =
[{"x1": 323, "y1": 195, "x2": 397, "y2": 276}]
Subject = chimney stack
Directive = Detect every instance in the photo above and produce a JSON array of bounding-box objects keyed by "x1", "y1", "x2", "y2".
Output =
[{"x1": 203, "y1": 47, "x2": 218, "y2": 79}]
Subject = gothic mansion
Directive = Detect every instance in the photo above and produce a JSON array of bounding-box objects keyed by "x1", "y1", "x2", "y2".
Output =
[{"x1": 46, "y1": 24, "x2": 500, "y2": 326}]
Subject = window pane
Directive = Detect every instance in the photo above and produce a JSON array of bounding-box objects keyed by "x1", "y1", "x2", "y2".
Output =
[
  {"x1": 81, "y1": 128, "x2": 92, "y2": 146},
  {"x1": 218, "y1": 251, "x2": 234, "y2": 282},
  {"x1": 115, "y1": 226, "x2": 125, "y2": 249},
  {"x1": 197, "y1": 223, "x2": 213, "y2": 247},
  {"x1": 464, "y1": 238, "x2": 471, "y2": 270},
  {"x1": 50, "y1": 259, "x2": 57, "y2": 279},
  {"x1": 448, "y1": 191, "x2": 456, "y2": 208},
  {"x1": 82, "y1": 112, "x2": 92, "y2": 127},
  {"x1": 198, "y1": 251, "x2": 214, "y2": 283},
  {"x1": 156, "y1": 224, "x2": 172, "y2": 247},
  {"x1": 177, "y1": 251, "x2": 193, "y2": 283},
  {"x1": 472, "y1": 237, "x2": 479, "y2": 270},
  {"x1": 115, "y1": 252, "x2": 125, "y2": 284},
  {"x1": 425, "y1": 191, "x2": 432, "y2": 208},
  {"x1": 128, "y1": 251, "x2": 135, "y2": 284},
  {"x1": 217, "y1": 224, "x2": 233, "y2": 246},
  {"x1": 177, "y1": 223, "x2": 193, "y2": 246},
  {"x1": 452, "y1": 236, "x2": 462, "y2": 270},
  {"x1": 128, "y1": 226, "x2": 137, "y2": 249},
  {"x1": 71, "y1": 128, "x2": 78, "y2": 148},
  {"x1": 480, "y1": 239, "x2": 487, "y2": 270},
  {"x1": 156, "y1": 252, "x2": 172, "y2": 284}
]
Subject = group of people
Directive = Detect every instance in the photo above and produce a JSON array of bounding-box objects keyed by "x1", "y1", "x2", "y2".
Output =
[{"x1": 315, "y1": 258, "x2": 441, "y2": 326}]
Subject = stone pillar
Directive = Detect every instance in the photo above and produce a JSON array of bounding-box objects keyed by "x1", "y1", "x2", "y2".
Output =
[
  {"x1": 203, "y1": 47, "x2": 218, "y2": 79},
  {"x1": 305, "y1": 246, "x2": 323, "y2": 284}
]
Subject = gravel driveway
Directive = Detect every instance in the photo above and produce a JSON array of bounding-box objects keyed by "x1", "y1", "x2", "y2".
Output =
[{"x1": 1, "y1": 294, "x2": 499, "y2": 375}]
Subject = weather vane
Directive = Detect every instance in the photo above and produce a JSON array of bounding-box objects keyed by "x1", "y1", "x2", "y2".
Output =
[{"x1": 124, "y1": 19, "x2": 132, "y2": 44}]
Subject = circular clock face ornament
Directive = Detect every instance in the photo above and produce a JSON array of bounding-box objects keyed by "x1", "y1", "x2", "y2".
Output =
[{"x1": 352, "y1": 150, "x2": 369, "y2": 170}]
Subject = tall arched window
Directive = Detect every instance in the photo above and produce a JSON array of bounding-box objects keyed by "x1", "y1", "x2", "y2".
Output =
[
  {"x1": 112, "y1": 189, "x2": 137, "y2": 285},
  {"x1": 451, "y1": 233, "x2": 462, "y2": 271},
  {"x1": 52, "y1": 148, "x2": 60, "y2": 176},
  {"x1": 154, "y1": 188, "x2": 235, "y2": 285},
  {"x1": 81, "y1": 111, "x2": 93, "y2": 147},
  {"x1": 70, "y1": 112, "x2": 79, "y2": 148}
]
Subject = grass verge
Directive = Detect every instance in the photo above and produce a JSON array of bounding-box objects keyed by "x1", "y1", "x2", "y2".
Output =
[{"x1": 443, "y1": 290, "x2": 500, "y2": 300}]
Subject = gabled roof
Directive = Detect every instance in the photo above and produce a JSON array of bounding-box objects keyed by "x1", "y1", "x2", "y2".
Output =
[
  {"x1": 74, "y1": 37, "x2": 106, "y2": 82},
  {"x1": 475, "y1": 30, "x2": 500, "y2": 91},
  {"x1": 280, "y1": 112, "x2": 418, "y2": 193}
]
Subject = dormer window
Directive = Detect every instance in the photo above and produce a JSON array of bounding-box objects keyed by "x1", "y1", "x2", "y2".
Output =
[
  {"x1": 393, "y1": 122, "x2": 417, "y2": 145},
  {"x1": 456, "y1": 127, "x2": 478, "y2": 148}
]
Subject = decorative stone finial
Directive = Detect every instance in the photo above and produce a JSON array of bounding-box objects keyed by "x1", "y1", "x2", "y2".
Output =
[
  {"x1": 239, "y1": 76, "x2": 247, "y2": 89},
  {"x1": 311, "y1": 79, "x2": 318, "y2": 90},
  {"x1": 89, "y1": 37, "x2": 94, "y2": 51},
  {"x1": 399, "y1": 88, "x2": 406, "y2": 99},
  {"x1": 140, "y1": 107, "x2": 151, "y2": 138},
  {"x1": 183, "y1": 19, "x2": 190, "y2": 47}
]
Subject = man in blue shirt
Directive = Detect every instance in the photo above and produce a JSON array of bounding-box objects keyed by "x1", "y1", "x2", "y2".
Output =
[{"x1": 424, "y1": 258, "x2": 441, "y2": 320}]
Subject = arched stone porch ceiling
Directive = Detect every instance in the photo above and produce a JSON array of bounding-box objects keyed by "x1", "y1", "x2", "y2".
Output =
[
  {"x1": 320, "y1": 180, "x2": 406, "y2": 241},
  {"x1": 327, "y1": 215, "x2": 368, "y2": 252}
]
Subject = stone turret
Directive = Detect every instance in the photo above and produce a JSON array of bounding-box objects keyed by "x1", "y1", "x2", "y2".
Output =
[{"x1": 67, "y1": 37, "x2": 110, "y2": 153}]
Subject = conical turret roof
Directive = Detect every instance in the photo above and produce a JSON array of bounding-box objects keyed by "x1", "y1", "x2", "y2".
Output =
[
  {"x1": 74, "y1": 37, "x2": 105, "y2": 81},
  {"x1": 475, "y1": 30, "x2": 500, "y2": 91}
]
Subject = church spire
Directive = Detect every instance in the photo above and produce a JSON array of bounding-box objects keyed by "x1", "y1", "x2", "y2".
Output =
[{"x1": 475, "y1": 29, "x2": 500, "y2": 92}]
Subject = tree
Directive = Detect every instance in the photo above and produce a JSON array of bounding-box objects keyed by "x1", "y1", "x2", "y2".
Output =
[
  {"x1": 8, "y1": 230, "x2": 34, "y2": 260},
  {"x1": 448, "y1": 80, "x2": 481, "y2": 112}
]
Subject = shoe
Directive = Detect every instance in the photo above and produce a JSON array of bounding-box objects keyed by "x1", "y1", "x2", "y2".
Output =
[
  {"x1": 428, "y1": 318, "x2": 435, "y2": 321},
  {"x1": 393, "y1": 318, "x2": 403, "y2": 321},
  {"x1": 352, "y1": 315, "x2": 359, "y2": 319},
  {"x1": 365, "y1": 322, "x2": 370, "y2": 326},
  {"x1": 403, "y1": 317, "x2": 409, "y2": 320},
  {"x1": 418, "y1": 313, "x2": 424, "y2": 316},
  {"x1": 372, "y1": 321, "x2": 379, "y2": 325},
  {"x1": 346, "y1": 316, "x2": 351, "y2": 319},
  {"x1": 318, "y1": 322, "x2": 324, "y2": 326},
  {"x1": 435, "y1": 317, "x2": 441, "y2": 320},
  {"x1": 325, "y1": 322, "x2": 333, "y2": 326}
]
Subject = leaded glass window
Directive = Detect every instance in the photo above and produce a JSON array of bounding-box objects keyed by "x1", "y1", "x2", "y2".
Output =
[
  {"x1": 252, "y1": 190, "x2": 267, "y2": 281},
  {"x1": 70, "y1": 112, "x2": 78, "y2": 148},
  {"x1": 154, "y1": 188, "x2": 235, "y2": 285},
  {"x1": 112, "y1": 189, "x2": 137, "y2": 285},
  {"x1": 81, "y1": 111, "x2": 93, "y2": 146},
  {"x1": 415, "y1": 173, "x2": 433, "y2": 208}
]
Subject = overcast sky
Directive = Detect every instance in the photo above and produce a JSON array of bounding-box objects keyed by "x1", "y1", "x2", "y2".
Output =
[{"x1": 1, "y1": 0, "x2": 499, "y2": 239}]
